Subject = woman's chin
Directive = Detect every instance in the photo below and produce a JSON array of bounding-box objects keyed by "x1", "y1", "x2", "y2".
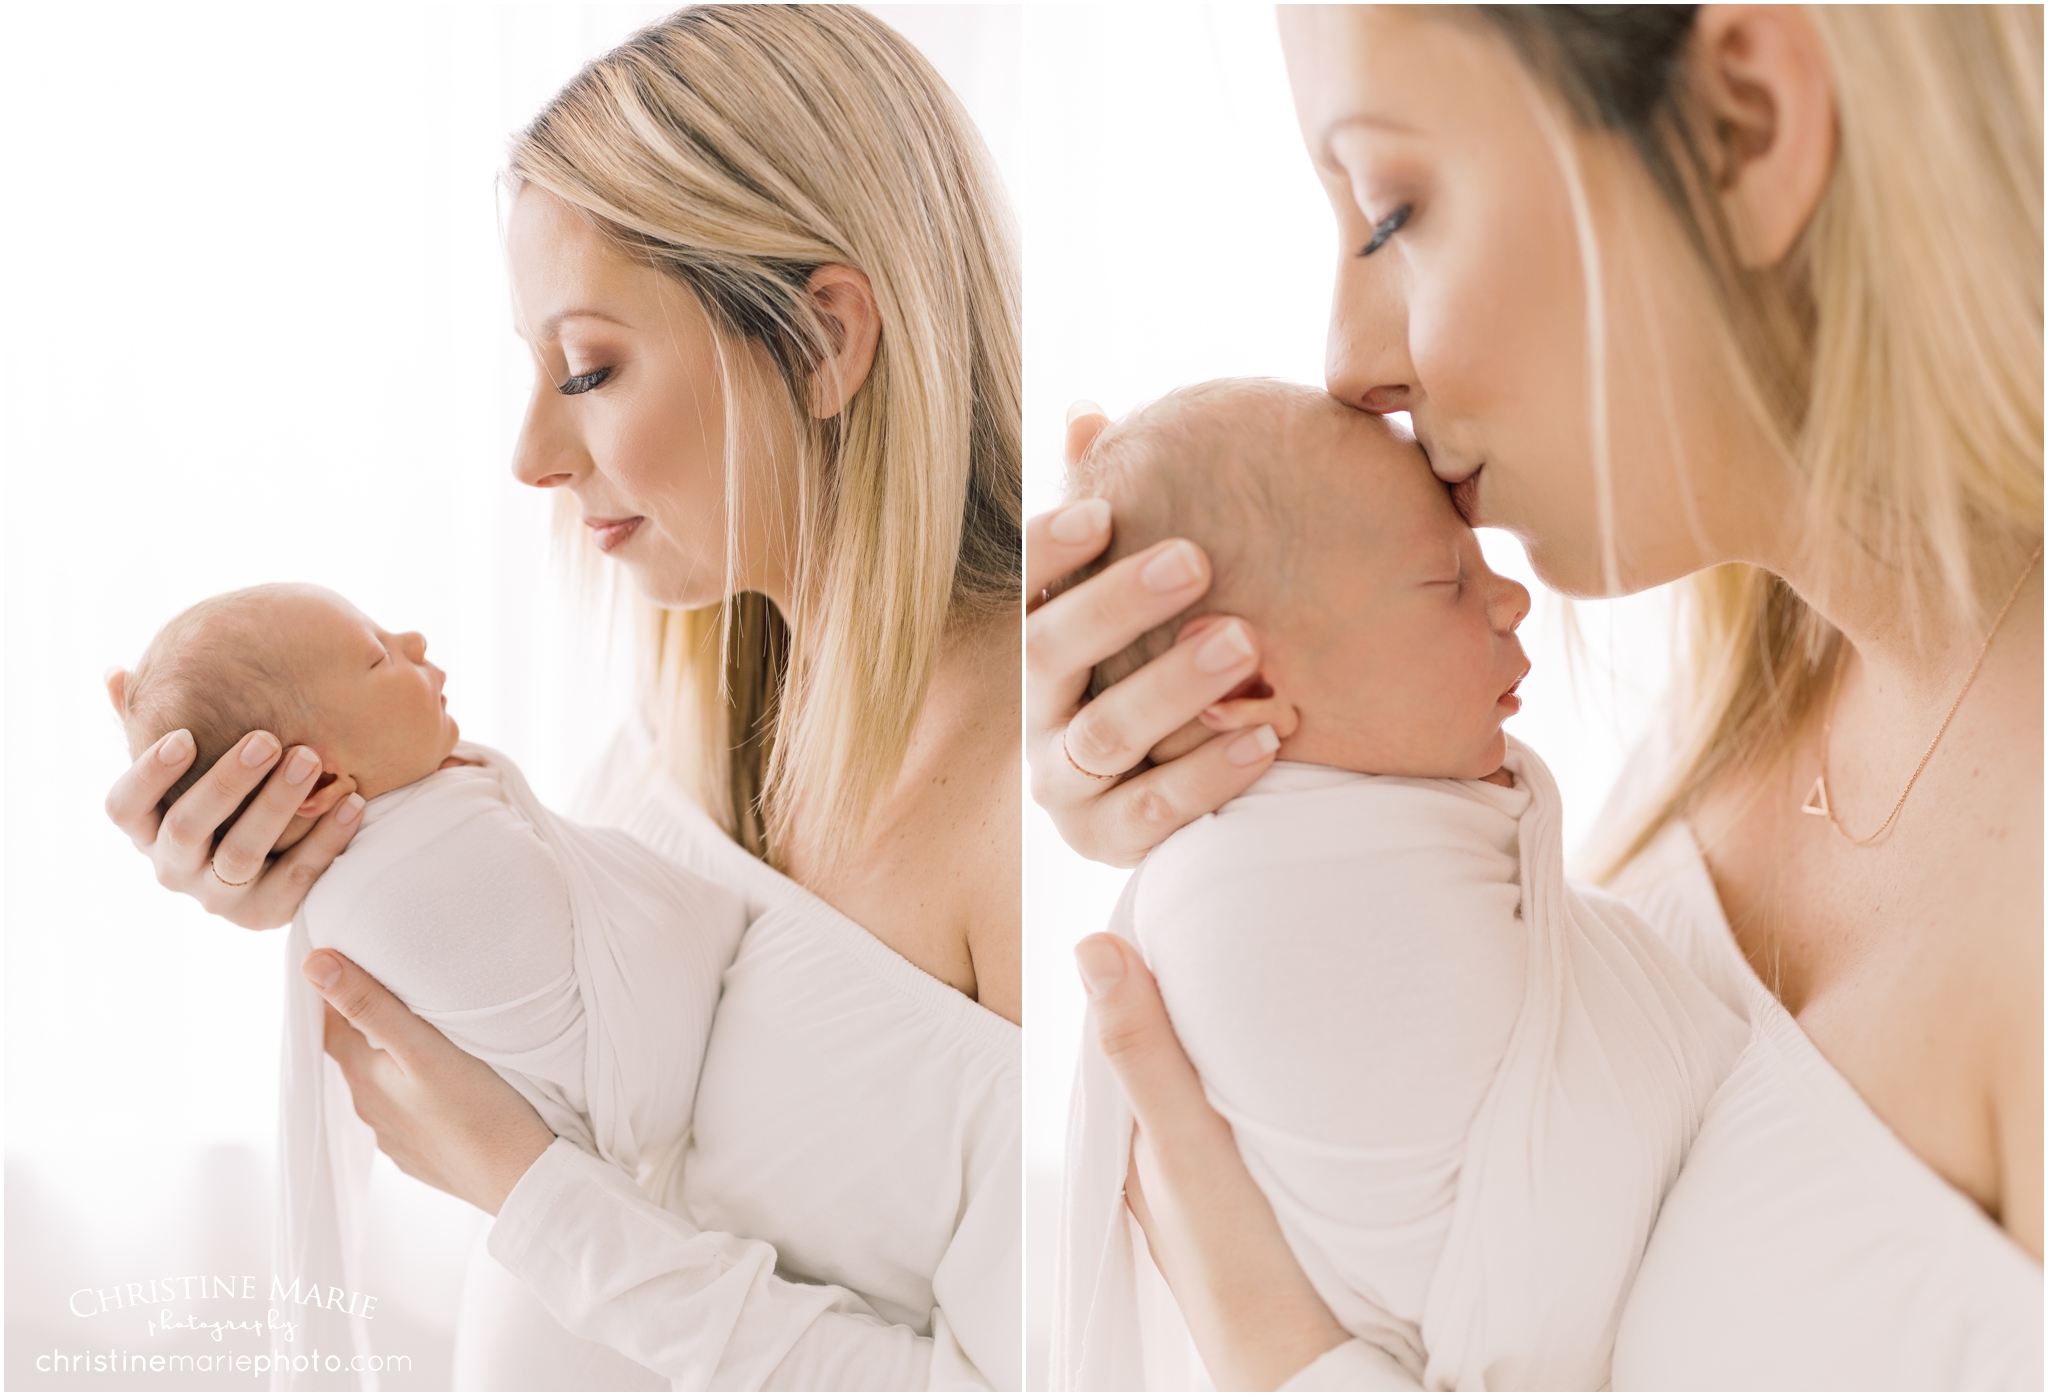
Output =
[{"x1": 621, "y1": 558, "x2": 729, "y2": 612}]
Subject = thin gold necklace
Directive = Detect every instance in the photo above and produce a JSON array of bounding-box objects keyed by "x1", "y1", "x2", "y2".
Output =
[{"x1": 1802, "y1": 541, "x2": 2042, "y2": 845}]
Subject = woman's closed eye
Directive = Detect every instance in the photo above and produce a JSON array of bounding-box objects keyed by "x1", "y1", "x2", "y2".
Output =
[
  {"x1": 556, "y1": 366, "x2": 613, "y2": 395},
  {"x1": 1357, "y1": 204, "x2": 1411, "y2": 257}
]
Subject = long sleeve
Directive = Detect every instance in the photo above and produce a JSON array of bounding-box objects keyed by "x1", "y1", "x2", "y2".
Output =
[{"x1": 489, "y1": 1138, "x2": 1006, "y2": 1391}]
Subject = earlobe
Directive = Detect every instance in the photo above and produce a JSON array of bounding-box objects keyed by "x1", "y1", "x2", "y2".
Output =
[
  {"x1": 296, "y1": 770, "x2": 356, "y2": 820},
  {"x1": 1690, "y1": 3, "x2": 1839, "y2": 268},
  {"x1": 105, "y1": 667, "x2": 128, "y2": 717},
  {"x1": 804, "y1": 264, "x2": 882, "y2": 419}
]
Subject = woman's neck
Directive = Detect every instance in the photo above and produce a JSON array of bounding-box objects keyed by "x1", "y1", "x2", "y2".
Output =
[{"x1": 1762, "y1": 519, "x2": 2043, "y2": 710}]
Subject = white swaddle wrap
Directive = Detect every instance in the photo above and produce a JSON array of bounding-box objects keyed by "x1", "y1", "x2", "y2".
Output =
[
  {"x1": 272, "y1": 743, "x2": 746, "y2": 1390},
  {"x1": 1056, "y1": 738, "x2": 1745, "y2": 1391}
]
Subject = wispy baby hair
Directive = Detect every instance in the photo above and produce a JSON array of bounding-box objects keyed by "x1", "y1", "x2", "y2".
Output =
[
  {"x1": 120, "y1": 585, "x2": 312, "y2": 817},
  {"x1": 1064, "y1": 378, "x2": 1348, "y2": 695}
]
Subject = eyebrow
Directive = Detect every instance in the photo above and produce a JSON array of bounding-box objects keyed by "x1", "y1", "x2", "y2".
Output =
[
  {"x1": 1315, "y1": 113, "x2": 1424, "y2": 166},
  {"x1": 530, "y1": 308, "x2": 635, "y2": 342}
]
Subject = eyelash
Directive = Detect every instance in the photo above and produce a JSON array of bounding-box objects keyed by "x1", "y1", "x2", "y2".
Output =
[
  {"x1": 1358, "y1": 204, "x2": 1411, "y2": 258},
  {"x1": 557, "y1": 366, "x2": 612, "y2": 396}
]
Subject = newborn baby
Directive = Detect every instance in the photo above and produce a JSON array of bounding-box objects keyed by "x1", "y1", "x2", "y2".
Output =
[
  {"x1": 117, "y1": 583, "x2": 747, "y2": 1372},
  {"x1": 1054, "y1": 382, "x2": 1746, "y2": 1392}
]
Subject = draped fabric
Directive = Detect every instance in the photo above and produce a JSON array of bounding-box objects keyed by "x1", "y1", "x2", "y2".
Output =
[
  {"x1": 1057, "y1": 739, "x2": 1744, "y2": 1391},
  {"x1": 271, "y1": 745, "x2": 745, "y2": 1390}
]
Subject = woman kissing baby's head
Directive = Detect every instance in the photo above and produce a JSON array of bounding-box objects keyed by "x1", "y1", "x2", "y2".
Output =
[
  {"x1": 116, "y1": 584, "x2": 462, "y2": 822},
  {"x1": 1067, "y1": 379, "x2": 1531, "y2": 781}
]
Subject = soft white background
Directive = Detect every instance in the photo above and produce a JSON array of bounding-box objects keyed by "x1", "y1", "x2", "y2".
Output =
[
  {"x1": 1020, "y1": 8, "x2": 1678, "y2": 1385},
  {"x1": 1, "y1": 7, "x2": 1019, "y2": 1390}
]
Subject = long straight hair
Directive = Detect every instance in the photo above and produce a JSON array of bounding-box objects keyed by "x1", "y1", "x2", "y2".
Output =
[
  {"x1": 1478, "y1": 6, "x2": 2043, "y2": 875},
  {"x1": 512, "y1": 7, "x2": 1021, "y2": 869}
]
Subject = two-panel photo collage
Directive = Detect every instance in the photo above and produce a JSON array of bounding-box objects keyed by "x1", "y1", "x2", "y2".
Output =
[{"x1": 7, "y1": 4, "x2": 2042, "y2": 1392}]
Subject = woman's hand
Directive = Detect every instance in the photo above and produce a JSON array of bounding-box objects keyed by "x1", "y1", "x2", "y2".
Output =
[
  {"x1": 102, "y1": 722, "x2": 365, "y2": 930},
  {"x1": 304, "y1": 949, "x2": 555, "y2": 1215},
  {"x1": 1078, "y1": 933, "x2": 1350, "y2": 1391},
  {"x1": 1025, "y1": 403, "x2": 1284, "y2": 867}
]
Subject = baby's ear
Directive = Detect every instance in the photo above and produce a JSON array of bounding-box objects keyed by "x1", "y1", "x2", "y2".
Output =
[
  {"x1": 296, "y1": 770, "x2": 357, "y2": 820},
  {"x1": 1200, "y1": 671, "x2": 1300, "y2": 741},
  {"x1": 104, "y1": 667, "x2": 128, "y2": 717}
]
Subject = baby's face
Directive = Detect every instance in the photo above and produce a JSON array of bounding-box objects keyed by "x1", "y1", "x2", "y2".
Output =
[
  {"x1": 270, "y1": 586, "x2": 462, "y2": 798},
  {"x1": 1253, "y1": 414, "x2": 1530, "y2": 780}
]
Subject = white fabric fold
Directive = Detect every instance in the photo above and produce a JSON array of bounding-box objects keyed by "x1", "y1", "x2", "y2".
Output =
[
  {"x1": 1056, "y1": 738, "x2": 1745, "y2": 1391},
  {"x1": 272, "y1": 743, "x2": 746, "y2": 1390}
]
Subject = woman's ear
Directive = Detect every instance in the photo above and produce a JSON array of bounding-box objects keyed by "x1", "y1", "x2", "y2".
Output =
[
  {"x1": 105, "y1": 667, "x2": 128, "y2": 716},
  {"x1": 804, "y1": 264, "x2": 882, "y2": 419},
  {"x1": 1687, "y1": 4, "x2": 1838, "y2": 268}
]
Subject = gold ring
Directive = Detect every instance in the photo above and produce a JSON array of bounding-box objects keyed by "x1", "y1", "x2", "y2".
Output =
[
  {"x1": 210, "y1": 858, "x2": 258, "y2": 888},
  {"x1": 1062, "y1": 727, "x2": 1119, "y2": 781}
]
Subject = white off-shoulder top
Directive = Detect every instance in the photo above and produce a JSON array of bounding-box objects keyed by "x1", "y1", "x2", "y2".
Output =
[
  {"x1": 1604, "y1": 819, "x2": 2043, "y2": 1391},
  {"x1": 1287, "y1": 816, "x2": 2042, "y2": 1391},
  {"x1": 473, "y1": 723, "x2": 1021, "y2": 1391}
]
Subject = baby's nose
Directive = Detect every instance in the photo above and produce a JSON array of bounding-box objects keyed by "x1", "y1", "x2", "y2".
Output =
[{"x1": 1493, "y1": 576, "x2": 1531, "y2": 633}]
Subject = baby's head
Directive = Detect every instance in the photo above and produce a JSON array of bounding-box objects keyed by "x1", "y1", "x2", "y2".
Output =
[
  {"x1": 116, "y1": 584, "x2": 461, "y2": 819},
  {"x1": 1070, "y1": 379, "x2": 1530, "y2": 780}
]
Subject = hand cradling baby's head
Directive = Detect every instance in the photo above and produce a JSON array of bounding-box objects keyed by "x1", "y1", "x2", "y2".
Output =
[
  {"x1": 116, "y1": 584, "x2": 461, "y2": 819},
  {"x1": 1066, "y1": 379, "x2": 1531, "y2": 780}
]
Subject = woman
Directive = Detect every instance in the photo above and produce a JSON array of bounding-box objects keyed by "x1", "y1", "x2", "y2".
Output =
[
  {"x1": 104, "y1": 9, "x2": 1020, "y2": 1390},
  {"x1": 1029, "y1": 5, "x2": 2040, "y2": 1390}
]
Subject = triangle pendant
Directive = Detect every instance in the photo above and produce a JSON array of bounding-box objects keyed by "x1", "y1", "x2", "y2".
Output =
[{"x1": 1801, "y1": 775, "x2": 1830, "y2": 818}]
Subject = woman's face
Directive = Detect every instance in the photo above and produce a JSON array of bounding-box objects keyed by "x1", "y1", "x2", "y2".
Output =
[
  {"x1": 1279, "y1": 7, "x2": 1794, "y2": 597},
  {"x1": 506, "y1": 185, "x2": 799, "y2": 610}
]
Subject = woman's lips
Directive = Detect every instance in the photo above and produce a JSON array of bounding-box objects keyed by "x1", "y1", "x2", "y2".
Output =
[
  {"x1": 1450, "y1": 466, "x2": 1483, "y2": 525},
  {"x1": 586, "y1": 516, "x2": 644, "y2": 553}
]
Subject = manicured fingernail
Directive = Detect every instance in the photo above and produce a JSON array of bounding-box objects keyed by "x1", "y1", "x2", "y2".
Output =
[
  {"x1": 284, "y1": 747, "x2": 319, "y2": 784},
  {"x1": 157, "y1": 730, "x2": 194, "y2": 765},
  {"x1": 242, "y1": 734, "x2": 280, "y2": 767},
  {"x1": 1066, "y1": 399, "x2": 1105, "y2": 424},
  {"x1": 1049, "y1": 497, "x2": 1111, "y2": 544},
  {"x1": 1195, "y1": 621, "x2": 1254, "y2": 674},
  {"x1": 336, "y1": 793, "x2": 365, "y2": 826},
  {"x1": 303, "y1": 952, "x2": 342, "y2": 990},
  {"x1": 1139, "y1": 541, "x2": 1201, "y2": 593},
  {"x1": 1075, "y1": 937, "x2": 1125, "y2": 996},
  {"x1": 1227, "y1": 724, "x2": 1281, "y2": 765}
]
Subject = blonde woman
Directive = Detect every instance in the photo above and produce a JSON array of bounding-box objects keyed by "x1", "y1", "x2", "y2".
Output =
[
  {"x1": 104, "y1": 9, "x2": 1019, "y2": 1389},
  {"x1": 1029, "y1": 5, "x2": 2039, "y2": 1390}
]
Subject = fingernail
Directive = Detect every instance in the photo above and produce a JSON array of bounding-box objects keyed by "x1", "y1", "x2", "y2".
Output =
[
  {"x1": 336, "y1": 793, "x2": 365, "y2": 827},
  {"x1": 1195, "y1": 621, "x2": 1255, "y2": 674},
  {"x1": 242, "y1": 733, "x2": 280, "y2": 767},
  {"x1": 1075, "y1": 937, "x2": 1125, "y2": 996},
  {"x1": 1139, "y1": 541, "x2": 1201, "y2": 593},
  {"x1": 303, "y1": 952, "x2": 342, "y2": 990},
  {"x1": 1227, "y1": 724, "x2": 1281, "y2": 766},
  {"x1": 157, "y1": 730, "x2": 194, "y2": 765},
  {"x1": 284, "y1": 747, "x2": 319, "y2": 784},
  {"x1": 1066, "y1": 399, "x2": 1105, "y2": 424},
  {"x1": 1049, "y1": 497, "x2": 1110, "y2": 545}
]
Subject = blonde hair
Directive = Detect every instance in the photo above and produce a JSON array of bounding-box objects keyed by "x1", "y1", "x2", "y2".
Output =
[
  {"x1": 1481, "y1": 7, "x2": 2043, "y2": 874},
  {"x1": 511, "y1": 7, "x2": 1021, "y2": 869}
]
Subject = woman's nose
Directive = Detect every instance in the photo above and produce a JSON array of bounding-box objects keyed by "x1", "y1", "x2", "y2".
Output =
[
  {"x1": 1324, "y1": 248, "x2": 1418, "y2": 415},
  {"x1": 511, "y1": 377, "x2": 584, "y2": 490}
]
